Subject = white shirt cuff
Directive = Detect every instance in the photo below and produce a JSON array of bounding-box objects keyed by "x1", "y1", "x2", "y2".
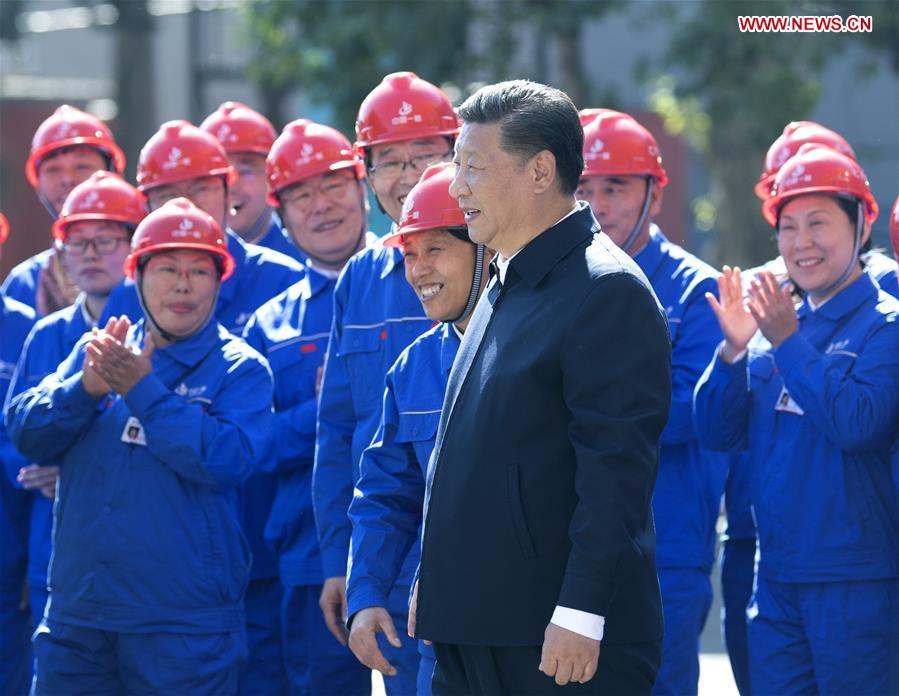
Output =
[{"x1": 550, "y1": 606, "x2": 604, "y2": 641}]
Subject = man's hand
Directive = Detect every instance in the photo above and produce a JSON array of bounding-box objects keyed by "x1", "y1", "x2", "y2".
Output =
[
  {"x1": 18, "y1": 464, "x2": 60, "y2": 500},
  {"x1": 319, "y1": 576, "x2": 349, "y2": 645},
  {"x1": 539, "y1": 622, "x2": 600, "y2": 686},
  {"x1": 348, "y1": 606, "x2": 401, "y2": 676}
]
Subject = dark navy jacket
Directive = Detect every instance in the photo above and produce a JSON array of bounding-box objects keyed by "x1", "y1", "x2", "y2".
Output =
[
  {"x1": 695, "y1": 273, "x2": 899, "y2": 583},
  {"x1": 312, "y1": 243, "x2": 431, "y2": 580},
  {"x1": 5, "y1": 319, "x2": 273, "y2": 633},
  {"x1": 418, "y1": 204, "x2": 671, "y2": 646},
  {"x1": 243, "y1": 268, "x2": 335, "y2": 586}
]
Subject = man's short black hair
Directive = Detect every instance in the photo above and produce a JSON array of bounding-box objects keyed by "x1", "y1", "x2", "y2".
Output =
[{"x1": 457, "y1": 80, "x2": 583, "y2": 196}]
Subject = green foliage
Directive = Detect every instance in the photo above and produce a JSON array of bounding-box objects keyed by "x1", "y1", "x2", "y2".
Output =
[{"x1": 243, "y1": 0, "x2": 471, "y2": 133}]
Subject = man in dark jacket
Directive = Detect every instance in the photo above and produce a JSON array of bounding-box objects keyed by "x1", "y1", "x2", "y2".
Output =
[{"x1": 412, "y1": 80, "x2": 672, "y2": 694}]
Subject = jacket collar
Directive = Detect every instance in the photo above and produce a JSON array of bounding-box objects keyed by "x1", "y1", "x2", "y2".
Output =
[
  {"x1": 440, "y1": 322, "x2": 461, "y2": 373},
  {"x1": 797, "y1": 271, "x2": 878, "y2": 322},
  {"x1": 305, "y1": 264, "x2": 335, "y2": 299},
  {"x1": 633, "y1": 225, "x2": 667, "y2": 280},
  {"x1": 379, "y1": 240, "x2": 405, "y2": 280},
  {"x1": 219, "y1": 229, "x2": 246, "y2": 304},
  {"x1": 136, "y1": 315, "x2": 219, "y2": 368},
  {"x1": 506, "y1": 201, "x2": 596, "y2": 289}
]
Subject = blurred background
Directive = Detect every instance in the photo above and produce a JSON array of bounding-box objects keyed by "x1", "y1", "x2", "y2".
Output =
[
  {"x1": 1, "y1": 0, "x2": 897, "y2": 279},
  {"x1": 1, "y1": 1, "x2": 896, "y2": 692}
]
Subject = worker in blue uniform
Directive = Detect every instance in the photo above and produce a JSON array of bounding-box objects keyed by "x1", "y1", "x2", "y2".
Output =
[
  {"x1": 200, "y1": 102, "x2": 307, "y2": 264},
  {"x1": 5, "y1": 172, "x2": 146, "y2": 652},
  {"x1": 2, "y1": 105, "x2": 127, "y2": 316},
  {"x1": 694, "y1": 144, "x2": 899, "y2": 695},
  {"x1": 576, "y1": 110, "x2": 726, "y2": 696},
  {"x1": 311, "y1": 72, "x2": 458, "y2": 694},
  {"x1": 345, "y1": 162, "x2": 491, "y2": 696},
  {"x1": 715, "y1": 127, "x2": 899, "y2": 696},
  {"x1": 5, "y1": 198, "x2": 274, "y2": 695},
  {"x1": 104, "y1": 119, "x2": 302, "y2": 694},
  {"x1": 0, "y1": 212, "x2": 37, "y2": 696},
  {"x1": 242, "y1": 119, "x2": 371, "y2": 695}
]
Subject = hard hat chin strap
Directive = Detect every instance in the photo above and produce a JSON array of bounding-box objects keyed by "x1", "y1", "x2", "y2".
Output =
[
  {"x1": 449, "y1": 242, "x2": 487, "y2": 325},
  {"x1": 620, "y1": 178, "x2": 654, "y2": 255}
]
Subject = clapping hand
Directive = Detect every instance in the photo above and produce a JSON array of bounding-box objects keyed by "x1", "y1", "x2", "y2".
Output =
[
  {"x1": 83, "y1": 317, "x2": 155, "y2": 397},
  {"x1": 706, "y1": 266, "x2": 758, "y2": 363},
  {"x1": 746, "y1": 270, "x2": 798, "y2": 348}
]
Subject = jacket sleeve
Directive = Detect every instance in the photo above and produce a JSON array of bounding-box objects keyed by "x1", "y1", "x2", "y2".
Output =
[
  {"x1": 124, "y1": 353, "x2": 274, "y2": 490},
  {"x1": 312, "y1": 268, "x2": 357, "y2": 578},
  {"x1": 556, "y1": 273, "x2": 671, "y2": 617},
  {"x1": 242, "y1": 314, "x2": 318, "y2": 474},
  {"x1": 693, "y1": 346, "x2": 751, "y2": 453},
  {"x1": 5, "y1": 340, "x2": 102, "y2": 464},
  {"x1": 346, "y1": 368, "x2": 425, "y2": 619},
  {"x1": 662, "y1": 276, "x2": 723, "y2": 445},
  {"x1": 774, "y1": 322, "x2": 899, "y2": 452}
]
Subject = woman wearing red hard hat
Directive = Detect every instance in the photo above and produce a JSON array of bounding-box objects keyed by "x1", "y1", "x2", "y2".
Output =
[
  {"x1": 346, "y1": 162, "x2": 492, "y2": 696},
  {"x1": 7, "y1": 197, "x2": 273, "y2": 695},
  {"x1": 696, "y1": 144, "x2": 899, "y2": 695}
]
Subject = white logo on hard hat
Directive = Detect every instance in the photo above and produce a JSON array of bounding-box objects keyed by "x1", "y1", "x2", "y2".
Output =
[
  {"x1": 774, "y1": 148, "x2": 791, "y2": 168},
  {"x1": 78, "y1": 190, "x2": 103, "y2": 211},
  {"x1": 216, "y1": 124, "x2": 235, "y2": 143},
  {"x1": 784, "y1": 164, "x2": 811, "y2": 187},
  {"x1": 392, "y1": 101, "x2": 422, "y2": 126},
  {"x1": 173, "y1": 217, "x2": 201, "y2": 239},
  {"x1": 296, "y1": 142, "x2": 324, "y2": 166},
  {"x1": 54, "y1": 123, "x2": 74, "y2": 140},
  {"x1": 162, "y1": 146, "x2": 191, "y2": 171}
]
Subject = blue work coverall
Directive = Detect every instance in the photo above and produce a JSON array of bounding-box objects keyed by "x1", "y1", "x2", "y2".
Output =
[
  {"x1": 348, "y1": 322, "x2": 460, "y2": 695},
  {"x1": 694, "y1": 272, "x2": 899, "y2": 695},
  {"x1": 718, "y1": 252, "x2": 899, "y2": 696},
  {"x1": 633, "y1": 227, "x2": 726, "y2": 696},
  {"x1": 101, "y1": 229, "x2": 302, "y2": 690},
  {"x1": 5, "y1": 318, "x2": 273, "y2": 695},
  {"x1": 1, "y1": 249, "x2": 53, "y2": 315},
  {"x1": 313, "y1": 242, "x2": 432, "y2": 695},
  {"x1": 0, "y1": 293, "x2": 36, "y2": 695},
  {"x1": 244, "y1": 267, "x2": 370, "y2": 695}
]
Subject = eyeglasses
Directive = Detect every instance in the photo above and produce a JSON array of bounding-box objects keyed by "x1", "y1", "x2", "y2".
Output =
[
  {"x1": 368, "y1": 150, "x2": 452, "y2": 180},
  {"x1": 63, "y1": 236, "x2": 130, "y2": 256},
  {"x1": 147, "y1": 179, "x2": 225, "y2": 208},
  {"x1": 280, "y1": 177, "x2": 354, "y2": 213}
]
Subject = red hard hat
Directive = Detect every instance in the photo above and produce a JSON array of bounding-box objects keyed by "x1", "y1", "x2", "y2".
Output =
[
  {"x1": 382, "y1": 162, "x2": 465, "y2": 247},
  {"x1": 53, "y1": 171, "x2": 148, "y2": 242},
  {"x1": 755, "y1": 121, "x2": 856, "y2": 200},
  {"x1": 0, "y1": 212, "x2": 8, "y2": 245},
  {"x1": 889, "y1": 196, "x2": 899, "y2": 260},
  {"x1": 762, "y1": 143, "x2": 878, "y2": 227},
  {"x1": 355, "y1": 72, "x2": 459, "y2": 150},
  {"x1": 124, "y1": 197, "x2": 235, "y2": 281},
  {"x1": 136, "y1": 120, "x2": 237, "y2": 192},
  {"x1": 582, "y1": 110, "x2": 669, "y2": 187},
  {"x1": 266, "y1": 119, "x2": 365, "y2": 206},
  {"x1": 578, "y1": 108, "x2": 614, "y2": 127},
  {"x1": 199, "y1": 102, "x2": 277, "y2": 155},
  {"x1": 25, "y1": 105, "x2": 126, "y2": 188}
]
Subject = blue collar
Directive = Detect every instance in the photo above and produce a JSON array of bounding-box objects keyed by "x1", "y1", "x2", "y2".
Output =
[
  {"x1": 506, "y1": 201, "x2": 596, "y2": 289},
  {"x1": 136, "y1": 316, "x2": 220, "y2": 368},
  {"x1": 379, "y1": 243, "x2": 406, "y2": 280},
  {"x1": 633, "y1": 225, "x2": 666, "y2": 280},
  {"x1": 219, "y1": 229, "x2": 247, "y2": 303},
  {"x1": 796, "y1": 271, "x2": 878, "y2": 322},
  {"x1": 440, "y1": 322, "x2": 461, "y2": 374},
  {"x1": 305, "y1": 264, "x2": 334, "y2": 299}
]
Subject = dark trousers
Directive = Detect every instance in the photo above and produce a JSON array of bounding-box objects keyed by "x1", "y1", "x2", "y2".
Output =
[{"x1": 432, "y1": 640, "x2": 661, "y2": 696}]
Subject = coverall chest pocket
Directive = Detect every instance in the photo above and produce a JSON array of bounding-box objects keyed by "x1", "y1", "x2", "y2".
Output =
[
  {"x1": 338, "y1": 327, "x2": 383, "y2": 413},
  {"x1": 394, "y1": 411, "x2": 440, "y2": 474},
  {"x1": 267, "y1": 342, "x2": 319, "y2": 406}
]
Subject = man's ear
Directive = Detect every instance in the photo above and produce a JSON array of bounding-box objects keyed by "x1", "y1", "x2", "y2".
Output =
[
  {"x1": 649, "y1": 181, "x2": 664, "y2": 218},
  {"x1": 531, "y1": 150, "x2": 557, "y2": 195}
]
